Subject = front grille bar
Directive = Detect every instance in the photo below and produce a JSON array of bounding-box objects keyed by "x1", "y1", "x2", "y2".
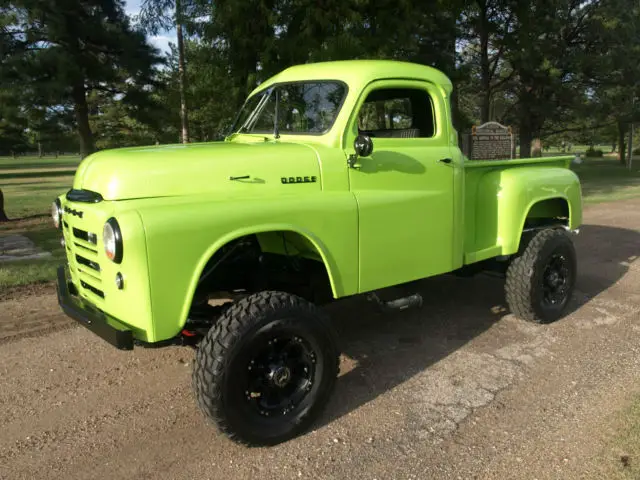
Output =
[
  {"x1": 73, "y1": 227, "x2": 98, "y2": 245},
  {"x1": 80, "y1": 280, "x2": 105, "y2": 298},
  {"x1": 76, "y1": 254, "x2": 101, "y2": 272}
]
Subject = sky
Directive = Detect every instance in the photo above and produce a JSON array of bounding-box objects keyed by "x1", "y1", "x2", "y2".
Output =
[{"x1": 124, "y1": 0, "x2": 175, "y2": 54}]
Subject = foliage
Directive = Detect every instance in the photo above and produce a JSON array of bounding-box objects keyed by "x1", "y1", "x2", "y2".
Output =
[
  {"x1": 0, "y1": 0, "x2": 163, "y2": 157},
  {"x1": 585, "y1": 147, "x2": 604, "y2": 158},
  {"x1": 0, "y1": 0, "x2": 639, "y2": 164}
]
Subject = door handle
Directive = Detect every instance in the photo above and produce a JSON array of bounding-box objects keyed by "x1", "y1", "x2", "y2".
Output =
[{"x1": 439, "y1": 158, "x2": 453, "y2": 164}]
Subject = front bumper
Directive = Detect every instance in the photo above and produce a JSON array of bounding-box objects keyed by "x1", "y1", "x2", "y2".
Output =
[{"x1": 56, "y1": 266, "x2": 134, "y2": 350}]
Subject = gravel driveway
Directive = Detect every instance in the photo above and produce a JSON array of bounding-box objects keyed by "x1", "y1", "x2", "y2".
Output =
[{"x1": 1, "y1": 198, "x2": 639, "y2": 480}]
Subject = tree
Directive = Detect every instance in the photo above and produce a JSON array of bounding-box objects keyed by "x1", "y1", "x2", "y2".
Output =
[
  {"x1": 496, "y1": 0, "x2": 600, "y2": 157},
  {"x1": 0, "y1": 189, "x2": 8, "y2": 222},
  {"x1": 458, "y1": 0, "x2": 514, "y2": 124},
  {"x1": 88, "y1": 87, "x2": 165, "y2": 149},
  {"x1": 138, "y1": 0, "x2": 193, "y2": 143},
  {"x1": 1, "y1": 0, "x2": 162, "y2": 158},
  {"x1": 587, "y1": 0, "x2": 640, "y2": 165},
  {"x1": 178, "y1": 40, "x2": 237, "y2": 140},
  {"x1": 196, "y1": 0, "x2": 277, "y2": 107},
  {"x1": 0, "y1": 89, "x2": 28, "y2": 157}
]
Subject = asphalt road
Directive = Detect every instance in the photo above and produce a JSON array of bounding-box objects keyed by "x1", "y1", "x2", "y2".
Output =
[{"x1": 1, "y1": 199, "x2": 639, "y2": 480}]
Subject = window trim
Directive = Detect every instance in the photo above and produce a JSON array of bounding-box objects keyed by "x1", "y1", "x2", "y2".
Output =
[{"x1": 233, "y1": 79, "x2": 350, "y2": 137}]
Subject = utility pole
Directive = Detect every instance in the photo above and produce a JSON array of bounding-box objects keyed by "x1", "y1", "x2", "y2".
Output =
[
  {"x1": 630, "y1": 1, "x2": 640, "y2": 170},
  {"x1": 629, "y1": 118, "x2": 634, "y2": 170},
  {"x1": 630, "y1": 89, "x2": 636, "y2": 170}
]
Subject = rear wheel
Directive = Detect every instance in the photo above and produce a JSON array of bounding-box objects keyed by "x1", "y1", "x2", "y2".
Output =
[
  {"x1": 192, "y1": 291, "x2": 339, "y2": 446},
  {"x1": 505, "y1": 228, "x2": 577, "y2": 323}
]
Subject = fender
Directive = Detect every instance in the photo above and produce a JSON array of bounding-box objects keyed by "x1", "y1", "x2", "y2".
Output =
[
  {"x1": 179, "y1": 224, "x2": 343, "y2": 332},
  {"x1": 467, "y1": 166, "x2": 582, "y2": 263},
  {"x1": 137, "y1": 190, "x2": 359, "y2": 342}
]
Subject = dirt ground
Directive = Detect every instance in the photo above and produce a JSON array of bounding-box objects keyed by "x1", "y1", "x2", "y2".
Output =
[{"x1": 1, "y1": 199, "x2": 639, "y2": 480}]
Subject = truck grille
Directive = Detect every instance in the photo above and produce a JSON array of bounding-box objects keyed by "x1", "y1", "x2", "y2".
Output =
[{"x1": 64, "y1": 222, "x2": 105, "y2": 301}]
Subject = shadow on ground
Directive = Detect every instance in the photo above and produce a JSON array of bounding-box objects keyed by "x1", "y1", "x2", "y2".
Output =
[{"x1": 318, "y1": 223, "x2": 640, "y2": 428}]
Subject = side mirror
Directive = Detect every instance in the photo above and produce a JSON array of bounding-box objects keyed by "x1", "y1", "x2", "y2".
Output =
[{"x1": 354, "y1": 134, "x2": 373, "y2": 157}]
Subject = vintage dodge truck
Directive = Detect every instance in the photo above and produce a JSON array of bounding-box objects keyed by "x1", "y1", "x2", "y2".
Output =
[{"x1": 54, "y1": 60, "x2": 582, "y2": 446}]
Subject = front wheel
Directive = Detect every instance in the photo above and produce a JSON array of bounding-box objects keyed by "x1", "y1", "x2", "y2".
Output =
[
  {"x1": 505, "y1": 228, "x2": 577, "y2": 323},
  {"x1": 192, "y1": 291, "x2": 339, "y2": 446}
]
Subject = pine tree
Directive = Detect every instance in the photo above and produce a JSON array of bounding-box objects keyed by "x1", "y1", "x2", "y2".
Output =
[
  {"x1": 138, "y1": 0, "x2": 194, "y2": 143},
  {"x1": 0, "y1": 0, "x2": 162, "y2": 158}
]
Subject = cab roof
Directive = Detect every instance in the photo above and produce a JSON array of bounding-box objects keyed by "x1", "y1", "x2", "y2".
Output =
[{"x1": 249, "y1": 59, "x2": 453, "y2": 97}]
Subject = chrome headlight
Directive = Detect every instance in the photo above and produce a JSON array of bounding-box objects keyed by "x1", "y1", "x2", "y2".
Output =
[
  {"x1": 103, "y1": 218, "x2": 123, "y2": 263},
  {"x1": 52, "y1": 199, "x2": 62, "y2": 229}
]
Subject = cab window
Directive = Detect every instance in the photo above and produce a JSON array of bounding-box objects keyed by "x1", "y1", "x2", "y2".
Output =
[{"x1": 357, "y1": 87, "x2": 435, "y2": 138}]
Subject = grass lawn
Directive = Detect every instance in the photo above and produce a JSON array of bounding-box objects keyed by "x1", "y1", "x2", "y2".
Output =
[
  {"x1": 572, "y1": 154, "x2": 640, "y2": 203},
  {"x1": 0, "y1": 154, "x2": 81, "y2": 170},
  {"x1": 1, "y1": 155, "x2": 81, "y2": 288},
  {"x1": 543, "y1": 144, "x2": 612, "y2": 156},
  {"x1": 0, "y1": 216, "x2": 68, "y2": 288},
  {"x1": 1, "y1": 152, "x2": 640, "y2": 289},
  {"x1": 593, "y1": 394, "x2": 640, "y2": 479},
  {"x1": 1, "y1": 155, "x2": 80, "y2": 217}
]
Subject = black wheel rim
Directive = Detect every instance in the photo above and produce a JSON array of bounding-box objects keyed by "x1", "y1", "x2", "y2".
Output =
[
  {"x1": 243, "y1": 332, "x2": 317, "y2": 418},
  {"x1": 541, "y1": 253, "x2": 571, "y2": 307}
]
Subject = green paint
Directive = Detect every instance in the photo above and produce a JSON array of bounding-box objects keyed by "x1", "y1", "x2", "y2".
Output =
[{"x1": 56, "y1": 60, "x2": 582, "y2": 343}]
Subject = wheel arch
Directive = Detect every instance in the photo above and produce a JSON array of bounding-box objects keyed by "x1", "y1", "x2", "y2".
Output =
[
  {"x1": 514, "y1": 196, "x2": 572, "y2": 252},
  {"x1": 179, "y1": 224, "x2": 341, "y2": 328}
]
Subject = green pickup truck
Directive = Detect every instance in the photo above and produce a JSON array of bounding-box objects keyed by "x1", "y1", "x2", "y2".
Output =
[{"x1": 54, "y1": 59, "x2": 582, "y2": 446}]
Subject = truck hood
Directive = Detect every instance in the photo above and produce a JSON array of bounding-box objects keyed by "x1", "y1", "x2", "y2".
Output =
[{"x1": 72, "y1": 140, "x2": 322, "y2": 201}]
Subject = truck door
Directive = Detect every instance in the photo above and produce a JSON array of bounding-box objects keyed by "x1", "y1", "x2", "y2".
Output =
[{"x1": 346, "y1": 79, "x2": 456, "y2": 293}]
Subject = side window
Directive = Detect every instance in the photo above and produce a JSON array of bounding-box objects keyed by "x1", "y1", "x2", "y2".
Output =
[{"x1": 357, "y1": 87, "x2": 435, "y2": 138}]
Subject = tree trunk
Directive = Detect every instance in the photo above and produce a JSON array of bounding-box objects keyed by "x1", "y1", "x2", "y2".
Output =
[
  {"x1": 478, "y1": 0, "x2": 491, "y2": 124},
  {"x1": 176, "y1": 0, "x2": 189, "y2": 144},
  {"x1": 38, "y1": 140, "x2": 42, "y2": 158},
  {"x1": 519, "y1": 106, "x2": 535, "y2": 159},
  {"x1": 628, "y1": 123, "x2": 634, "y2": 168},
  {"x1": 0, "y1": 189, "x2": 9, "y2": 222},
  {"x1": 519, "y1": 128, "x2": 532, "y2": 159},
  {"x1": 72, "y1": 81, "x2": 96, "y2": 159},
  {"x1": 618, "y1": 120, "x2": 627, "y2": 165}
]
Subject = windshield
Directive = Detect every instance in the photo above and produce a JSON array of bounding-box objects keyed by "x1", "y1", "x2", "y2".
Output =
[{"x1": 230, "y1": 81, "x2": 347, "y2": 135}]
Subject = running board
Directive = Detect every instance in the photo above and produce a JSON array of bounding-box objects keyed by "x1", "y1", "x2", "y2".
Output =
[{"x1": 367, "y1": 292, "x2": 423, "y2": 312}]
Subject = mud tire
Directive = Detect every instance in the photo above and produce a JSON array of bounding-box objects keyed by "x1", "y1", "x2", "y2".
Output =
[
  {"x1": 192, "y1": 291, "x2": 339, "y2": 446},
  {"x1": 505, "y1": 228, "x2": 577, "y2": 323}
]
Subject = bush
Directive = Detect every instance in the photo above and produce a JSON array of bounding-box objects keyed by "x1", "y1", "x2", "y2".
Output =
[
  {"x1": 633, "y1": 146, "x2": 640, "y2": 155},
  {"x1": 585, "y1": 147, "x2": 604, "y2": 158}
]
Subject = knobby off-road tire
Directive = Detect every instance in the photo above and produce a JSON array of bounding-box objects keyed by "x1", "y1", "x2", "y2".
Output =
[
  {"x1": 192, "y1": 291, "x2": 340, "y2": 446},
  {"x1": 505, "y1": 228, "x2": 577, "y2": 323}
]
